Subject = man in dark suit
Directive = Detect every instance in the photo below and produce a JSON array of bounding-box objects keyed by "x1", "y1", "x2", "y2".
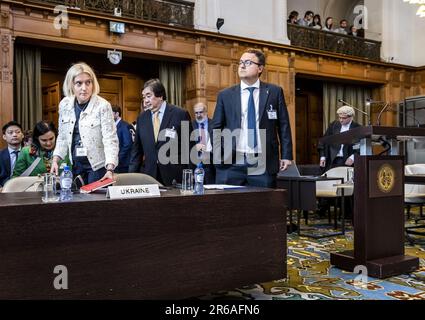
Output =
[
  {"x1": 192, "y1": 102, "x2": 215, "y2": 184},
  {"x1": 112, "y1": 105, "x2": 134, "y2": 173},
  {"x1": 129, "y1": 79, "x2": 193, "y2": 186},
  {"x1": 0, "y1": 121, "x2": 24, "y2": 187},
  {"x1": 318, "y1": 105, "x2": 361, "y2": 172},
  {"x1": 211, "y1": 48, "x2": 293, "y2": 188}
]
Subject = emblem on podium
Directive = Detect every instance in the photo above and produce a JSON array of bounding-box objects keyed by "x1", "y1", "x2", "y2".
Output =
[{"x1": 377, "y1": 164, "x2": 395, "y2": 193}]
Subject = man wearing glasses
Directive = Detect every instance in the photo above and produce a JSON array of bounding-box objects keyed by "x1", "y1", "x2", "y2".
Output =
[
  {"x1": 318, "y1": 105, "x2": 361, "y2": 172},
  {"x1": 211, "y1": 48, "x2": 293, "y2": 188},
  {"x1": 192, "y1": 102, "x2": 215, "y2": 184}
]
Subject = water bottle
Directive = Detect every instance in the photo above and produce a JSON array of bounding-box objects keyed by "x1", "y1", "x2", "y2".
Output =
[
  {"x1": 60, "y1": 165, "x2": 73, "y2": 201},
  {"x1": 194, "y1": 162, "x2": 205, "y2": 195}
]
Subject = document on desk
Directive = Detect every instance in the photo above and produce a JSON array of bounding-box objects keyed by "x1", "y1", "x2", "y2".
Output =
[{"x1": 204, "y1": 184, "x2": 246, "y2": 190}]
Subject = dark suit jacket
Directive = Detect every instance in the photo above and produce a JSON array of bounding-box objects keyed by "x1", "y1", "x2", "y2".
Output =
[
  {"x1": 0, "y1": 148, "x2": 12, "y2": 187},
  {"x1": 211, "y1": 81, "x2": 293, "y2": 175},
  {"x1": 115, "y1": 119, "x2": 134, "y2": 173},
  {"x1": 129, "y1": 103, "x2": 194, "y2": 186},
  {"x1": 318, "y1": 120, "x2": 361, "y2": 171}
]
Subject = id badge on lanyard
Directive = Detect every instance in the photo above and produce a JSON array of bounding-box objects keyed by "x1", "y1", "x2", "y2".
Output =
[{"x1": 76, "y1": 142, "x2": 88, "y2": 157}]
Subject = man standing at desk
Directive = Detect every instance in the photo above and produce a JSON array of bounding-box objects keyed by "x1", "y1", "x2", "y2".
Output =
[
  {"x1": 318, "y1": 105, "x2": 361, "y2": 172},
  {"x1": 211, "y1": 48, "x2": 293, "y2": 188},
  {"x1": 129, "y1": 79, "x2": 193, "y2": 186}
]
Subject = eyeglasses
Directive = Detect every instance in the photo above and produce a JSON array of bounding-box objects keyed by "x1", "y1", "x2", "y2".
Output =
[
  {"x1": 239, "y1": 60, "x2": 261, "y2": 67},
  {"x1": 194, "y1": 111, "x2": 205, "y2": 115},
  {"x1": 338, "y1": 116, "x2": 351, "y2": 120}
]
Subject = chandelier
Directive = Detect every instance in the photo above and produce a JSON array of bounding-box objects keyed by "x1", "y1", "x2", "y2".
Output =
[{"x1": 403, "y1": 0, "x2": 425, "y2": 17}]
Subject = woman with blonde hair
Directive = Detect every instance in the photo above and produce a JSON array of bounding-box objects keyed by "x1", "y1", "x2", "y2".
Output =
[{"x1": 51, "y1": 62, "x2": 119, "y2": 184}]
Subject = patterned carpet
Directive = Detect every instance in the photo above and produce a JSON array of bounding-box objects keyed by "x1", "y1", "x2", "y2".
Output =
[{"x1": 199, "y1": 215, "x2": 425, "y2": 301}]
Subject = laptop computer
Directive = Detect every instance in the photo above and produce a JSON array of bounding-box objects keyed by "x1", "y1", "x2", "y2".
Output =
[{"x1": 277, "y1": 162, "x2": 320, "y2": 178}]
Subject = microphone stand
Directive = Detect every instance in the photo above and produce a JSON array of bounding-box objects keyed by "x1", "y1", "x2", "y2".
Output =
[{"x1": 376, "y1": 102, "x2": 390, "y2": 126}]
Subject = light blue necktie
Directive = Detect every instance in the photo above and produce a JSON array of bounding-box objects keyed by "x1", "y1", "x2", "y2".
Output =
[
  {"x1": 11, "y1": 150, "x2": 20, "y2": 174},
  {"x1": 246, "y1": 87, "x2": 257, "y2": 149}
]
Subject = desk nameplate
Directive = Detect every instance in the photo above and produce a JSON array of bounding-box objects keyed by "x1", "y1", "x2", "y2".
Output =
[{"x1": 107, "y1": 184, "x2": 161, "y2": 199}]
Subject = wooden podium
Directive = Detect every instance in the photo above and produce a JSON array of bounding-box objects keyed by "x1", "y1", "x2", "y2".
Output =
[{"x1": 320, "y1": 126, "x2": 425, "y2": 279}]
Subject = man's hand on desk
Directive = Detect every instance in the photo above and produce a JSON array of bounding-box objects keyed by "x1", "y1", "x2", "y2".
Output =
[{"x1": 280, "y1": 159, "x2": 292, "y2": 171}]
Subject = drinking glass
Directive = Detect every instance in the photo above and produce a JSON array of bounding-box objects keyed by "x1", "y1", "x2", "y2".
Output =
[{"x1": 181, "y1": 169, "x2": 193, "y2": 194}]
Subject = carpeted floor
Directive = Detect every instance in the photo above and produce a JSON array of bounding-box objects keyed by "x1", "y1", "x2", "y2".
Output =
[{"x1": 199, "y1": 213, "x2": 425, "y2": 301}]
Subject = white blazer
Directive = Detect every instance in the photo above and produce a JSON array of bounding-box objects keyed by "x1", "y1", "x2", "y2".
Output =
[{"x1": 54, "y1": 95, "x2": 119, "y2": 171}]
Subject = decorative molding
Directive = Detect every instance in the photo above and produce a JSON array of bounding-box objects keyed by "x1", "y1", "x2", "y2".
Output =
[
  {"x1": 26, "y1": 0, "x2": 194, "y2": 28},
  {"x1": 1, "y1": 9, "x2": 10, "y2": 28},
  {"x1": 1, "y1": 34, "x2": 12, "y2": 82}
]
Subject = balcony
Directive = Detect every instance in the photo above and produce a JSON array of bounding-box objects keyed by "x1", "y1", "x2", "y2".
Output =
[
  {"x1": 25, "y1": 0, "x2": 194, "y2": 28},
  {"x1": 287, "y1": 24, "x2": 381, "y2": 62}
]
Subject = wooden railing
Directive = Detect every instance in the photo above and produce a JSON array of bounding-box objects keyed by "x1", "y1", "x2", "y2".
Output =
[
  {"x1": 287, "y1": 24, "x2": 381, "y2": 61},
  {"x1": 25, "y1": 0, "x2": 194, "y2": 28}
]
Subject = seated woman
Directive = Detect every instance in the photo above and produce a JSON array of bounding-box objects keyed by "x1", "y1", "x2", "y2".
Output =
[{"x1": 13, "y1": 121, "x2": 70, "y2": 177}]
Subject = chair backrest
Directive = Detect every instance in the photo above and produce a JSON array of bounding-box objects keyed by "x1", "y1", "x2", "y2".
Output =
[
  {"x1": 323, "y1": 166, "x2": 351, "y2": 182},
  {"x1": 1, "y1": 176, "x2": 44, "y2": 193},
  {"x1": 405, "y1": 164, "x2": 425, "y2": 198},
  {"x1": 113, "y1": 173, "x2": 163, "y2": 187},
  {"x1": 407, "y1": 164, "x2": 425, "y2": 175},
  {"x1": 316, "y1": 166, "x2": 354, "y2": 197}
]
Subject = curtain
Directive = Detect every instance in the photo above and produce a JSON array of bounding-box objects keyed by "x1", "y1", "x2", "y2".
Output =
[
  {"x1": 159, "y1": 61, "x2": 184, "y2": 108},
  {"x1": 323, "y1": 82, "x2": 372, "y2": 131},
  {"x1": 14, "y1": 45, "x2": 42, "y2": 131}
]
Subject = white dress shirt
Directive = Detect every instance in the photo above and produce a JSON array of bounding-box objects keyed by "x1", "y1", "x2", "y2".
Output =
[{"x1": 337, "y1": 121, "x2": 354, "y2": 162}]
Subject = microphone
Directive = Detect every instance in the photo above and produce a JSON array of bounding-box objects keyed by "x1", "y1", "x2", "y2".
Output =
[
  {"x1": 365, "y1": 99, "x2": 387, "y2": 126},
  {"x1": 371, "y1": 100, "x2": 421, "y2": 127},
  {"x1": 338, "y1": 99, "x2": 371, "y2": 125},
  {"x1": 376, "y1": 102, "x2": 390, "y2": 126}
]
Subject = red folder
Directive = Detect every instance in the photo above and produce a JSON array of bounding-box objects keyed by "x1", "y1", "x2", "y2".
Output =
[{"x1": 80, "y1": 178, "x2": 115, "y2": 194}]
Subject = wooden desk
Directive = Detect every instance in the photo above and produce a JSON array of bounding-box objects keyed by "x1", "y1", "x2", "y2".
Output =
[
  {"x1": 276, "y1": 176, "x2": 337, "y2": 211},
  {"x1": 276, "y1": 176, "x2": 344, "y2": 238},
  {"x1": 0, "y1": 188, "x2": 287, "y2": 299}
]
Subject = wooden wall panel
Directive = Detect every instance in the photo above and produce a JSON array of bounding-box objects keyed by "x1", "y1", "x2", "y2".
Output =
[
  {"x1": 123, "y1": 76, "x2": 142, "y2": 124},
  {"x1": 418, "y1": 70, "x2": 425, "y2": 95}
]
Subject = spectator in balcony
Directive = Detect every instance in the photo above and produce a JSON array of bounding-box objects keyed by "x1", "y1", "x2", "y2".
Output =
[
  {"x1": 298, "y1": 11, "x2": 314, "y2": 27},
  {"x1": 335, "y1": 19, "x2": 348, "y2": 34},
  {"x1": 348, "y1": 25, "x2": 358, "y2": 37},
  {"x1": 287, "y1": 11, "x2": 299, "y2": 24},
  {"x1": 323, "y1": 17, "x2": 334, "y2": 32},
  {"x1": 311, "y1": 14, "x2": 322, "y2": 30}
]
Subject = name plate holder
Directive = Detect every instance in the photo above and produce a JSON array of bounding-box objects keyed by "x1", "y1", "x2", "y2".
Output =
[{"x1": 107, "y1": 184, "x2": 161, "y2": 199}]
